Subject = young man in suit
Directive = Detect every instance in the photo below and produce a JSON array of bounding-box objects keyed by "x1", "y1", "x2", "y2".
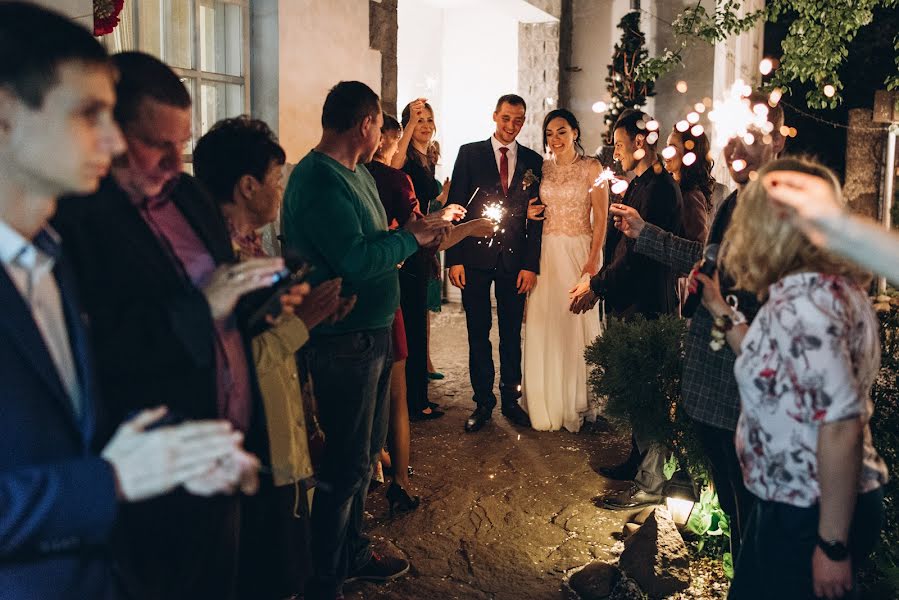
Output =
[
  {"x1": 0, "y1": 4, "x2": 258, "y2": 599},
  {"x1": 446, "y1": 94, "x2": 544, "y2": 433},
  {"x1": 52, "y1": 52, "x2": 283, "y2": 599}
]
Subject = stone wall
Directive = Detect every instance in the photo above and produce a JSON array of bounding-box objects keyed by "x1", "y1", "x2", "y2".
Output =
[
  {"x1": 370, "y1": 0, "x2": 399, "y2": 115},
  {"x1": 518, "y1": 21, "x2": 561, "y2": 153},
  {"x1": 844, "y1": 109, "x2": 884, "y2": 219}
]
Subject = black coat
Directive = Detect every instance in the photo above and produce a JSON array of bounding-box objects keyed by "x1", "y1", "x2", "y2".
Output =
[
  {"x1": 53, "y1": 175, "x2": 269, "y2": 600},
  {"x1": 445, "y1": 139, "x2": 543, "y2": 274},
  {"x1": 591, "y1": 164, "x2": 683, "y2": 318}
]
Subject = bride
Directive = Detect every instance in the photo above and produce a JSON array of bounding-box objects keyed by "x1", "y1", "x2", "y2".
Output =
[{"x1": 522, "y1": 109, "x2": 608, "y2": 432}]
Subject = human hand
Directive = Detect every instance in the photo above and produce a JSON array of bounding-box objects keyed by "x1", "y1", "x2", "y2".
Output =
[
  {"x1": 467, "y1": 218, "x2": 496, "y2": 239},
  {"x1": 436, "y1": 178, "x2": 451, "y2": 206},
  {"x1": 527, "y1": 197, "x2": 546, "y2": 221},
  {"x1": 203, "y1": 258, "x2": 285, "y2": 320},
  {"x1": 448, "y1": 265, "x2": 466, "y2": 290},
  {"x1": 581, "y1": 259, "x2": 600, "y2": 278},
  {"x1": 437, "y1": 203, "x2": 466, "y2": 222},
  {"x1": 265, "y1": 282, "x2": 311, "y2": 326},
  {"x1": 183, "y1": 446, "x2": 261, "y2": 497},
  {"x1": 102, "y1": 407, "x2": 242, "y2": 502},
  {"x1": 609, "y1": 203, "x2": 645, "y2": 239},
  {"x1": 404, "y1": 212, "x2": 451, "y2": 247},
  {"x1": 517, "y1": 270, "x2": 537, "y2": 294},
  {"x1": 812, "y1": 546, "x2": 853, "y2": 599},
  {"x1": 568, "y1": 280, "x2": 598, "y2": 313},
  {"x1": 329, "y1": 294, "x2": 357, "y2": 323},
  {"x1": 294, "y1": 278, "x2": 342, "y2": 330},
  {"x1": 688, "y1": 264, "x2": 728, "y2": 316},
  {"x1": 762, "y1": 170, "x2": 842, "y2": 247}
]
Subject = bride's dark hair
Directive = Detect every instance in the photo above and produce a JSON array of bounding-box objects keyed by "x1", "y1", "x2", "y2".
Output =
[{"x1": 542, "y1": 109, "x2": 585, "y2": 157}]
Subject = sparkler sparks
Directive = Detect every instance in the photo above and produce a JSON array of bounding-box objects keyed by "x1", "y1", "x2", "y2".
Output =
[
  {"x1": 591, "y1": 167, "x2": 630, "y2": 196},
  {"x1": 707, "y1": 79, "x2": 776, "y2": 147},
  {"x1": 482, "y1": 202, "x2": 506, "y2": 230}
]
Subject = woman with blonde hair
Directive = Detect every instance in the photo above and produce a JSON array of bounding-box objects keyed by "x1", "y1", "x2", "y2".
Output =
[{"x1": 691, "y1": 156, "x2": 889, "y2": 599}]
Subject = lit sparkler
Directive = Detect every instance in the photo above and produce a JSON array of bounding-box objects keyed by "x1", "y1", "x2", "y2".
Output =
[
  {"x1": 707, "y1": 79, "x2": 776, "y2": 147},
  {"x1": 591, "y1": 167, "x2": 630, "y2": 196},
  {"x1": 482, "y1": 202, "x2": 506, "y2": 231}
]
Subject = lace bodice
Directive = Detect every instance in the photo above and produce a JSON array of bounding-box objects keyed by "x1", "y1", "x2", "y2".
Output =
[{"x1": 540, "y1": 156, "x2": 600, "y2": 236}]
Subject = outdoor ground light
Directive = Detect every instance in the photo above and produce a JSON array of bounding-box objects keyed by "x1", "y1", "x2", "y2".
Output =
[{"x1": 663, "y1": 471, "x2": 698, "y2": 526}]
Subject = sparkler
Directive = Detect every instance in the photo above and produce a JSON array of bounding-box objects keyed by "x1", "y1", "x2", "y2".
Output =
[
  {"x1": 706, "y1": 79, "x2": 776, "y2": 147},
  {"x1": 592, "y1": 167, "x2": 629, "y2": 196},
  {"x1": 482, "y1": 202, "x2": 506, "y2": 229},
  {"x1": 465, "y1": 186, "x2": 481, "y2": 208}
]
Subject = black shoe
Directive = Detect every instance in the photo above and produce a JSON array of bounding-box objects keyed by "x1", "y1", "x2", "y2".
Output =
[
  {"x1": 386, "y1": 482, "x2": 420, "y2": 517},
  {"x1": 600, "y1": 484, "x2": 663, "y2": 510},
  {"x1": 464, "y1": 406, "x2": 492, "y2": 432},
  {"x1": 344, "y1": 551, "x2": 410, "y2": 583},
  {"x1": 501, "y1": 402, "x2": 531, "y2": 427},
  {"x1": 409, "y1": 408, "x2": 444, "y2": 422}
]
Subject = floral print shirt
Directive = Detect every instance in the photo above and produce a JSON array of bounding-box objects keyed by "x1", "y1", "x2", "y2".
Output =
[{"x1": 734, "y1": 272, "x2": 889, "y2": 507}]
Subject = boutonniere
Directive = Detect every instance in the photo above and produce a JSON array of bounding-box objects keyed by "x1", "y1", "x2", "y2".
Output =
[{"x1": 522, "y1": 169, "x2": 539, "y2": 190}]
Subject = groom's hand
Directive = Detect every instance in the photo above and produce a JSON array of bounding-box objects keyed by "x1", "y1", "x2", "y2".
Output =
[
  {"x1": 517, "y1": 270, "x2": 537, "y2": 294},
  {"x1": 449, "y1": 265, "x2": 466, "y2": 290}
]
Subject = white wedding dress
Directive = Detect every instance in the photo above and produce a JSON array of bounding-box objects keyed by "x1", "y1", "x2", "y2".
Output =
[{"x1": 522, "y1": 156, "x2": 603, "y2": 432}]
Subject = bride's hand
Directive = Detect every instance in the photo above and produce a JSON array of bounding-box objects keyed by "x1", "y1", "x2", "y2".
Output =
[{"x1": 580, "y1": 259, "x2": 600, "y2": 278}]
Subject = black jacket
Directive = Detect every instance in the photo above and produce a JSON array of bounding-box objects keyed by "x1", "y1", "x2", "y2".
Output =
[
  {"x1": 591, "y1": 164, "x2": 683, "y2": 318},
  {"x1": 445, "y1": 139, "x2": 543, "y2": 274}
]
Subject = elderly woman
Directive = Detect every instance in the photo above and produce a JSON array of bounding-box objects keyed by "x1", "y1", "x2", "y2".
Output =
[{"x1": 692, "y1": 157, "x2": 889, "y2": 600}]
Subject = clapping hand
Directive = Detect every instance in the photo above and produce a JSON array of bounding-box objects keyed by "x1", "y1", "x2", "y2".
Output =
[
  {"x1": 102, "y1": 407, "x2": 250, "y2": 502},
  {"x1": 294, "y1": 278, "x2": 342, "y2": 330}
]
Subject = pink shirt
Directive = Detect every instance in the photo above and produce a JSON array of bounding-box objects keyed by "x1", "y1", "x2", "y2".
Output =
[{"x1": 137, "y1": 191, "x2": 253, "y2": 431}]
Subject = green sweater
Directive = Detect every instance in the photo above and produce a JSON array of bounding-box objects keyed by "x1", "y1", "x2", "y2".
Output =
[{"x1": 282, "y1": 150, "x2": 418, "y2": 335}]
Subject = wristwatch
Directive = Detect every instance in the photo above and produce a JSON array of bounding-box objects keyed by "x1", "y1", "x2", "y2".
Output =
[{"x1": 817, "y1": 536, "x2": 850, "y2": 561}]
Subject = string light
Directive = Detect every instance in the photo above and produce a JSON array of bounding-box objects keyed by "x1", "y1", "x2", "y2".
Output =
[
  {"x1": 690, "y1": 124, "x2": 704, "y2": 137},
  {"x1": 675, "y1": 120, "x2": 690, "y2": 132},
  {"x1": 633, "y1": 148, "x2": 646, "y2": 160},
  {"x1": 731, "y1": 159, "x2": 747, "y2": 172},
  {"x1": 592, "y1": 101, "x2": 608, "y2": 113},
  {"x1": 686, "y1": 112, "x2": 700, "y2": 124},
  {"x1": 694, "y1": 102, "x2": 706, "y2": 114},
  {"x1": 823, "y1": 85, "x2": 836, "y2": 98},
  {"x1": 759, "y1": 58, "x2": 774, "y2": 75},
  {"x1": 661, "y1": 146, "x2": 677, "y2": 160},
  {"x1": 646, "y1": 131, "x2": 659, "y2": 145},
  {"x1": 682, "y1": 152, "x2": 696, "y2": 166},
  {"x1": 768, "y1": 88, "x2": 783, "y2": 106},
  {"x1": 676, "y1": 80, "x2": 688, "y2": 93},
  {"x1": 646, "y1": 120, "x2": 660, "y2": 131}
]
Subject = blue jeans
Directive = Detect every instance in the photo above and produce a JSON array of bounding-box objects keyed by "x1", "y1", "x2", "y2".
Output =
[
  {"x1": 304, "y1": 328, "x2": 392, "y2": 599},
  {"x1": 729, "y1": 487, "x2": 884, "y2": 599}
]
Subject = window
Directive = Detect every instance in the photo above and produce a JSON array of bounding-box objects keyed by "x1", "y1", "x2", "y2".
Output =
[{"x1": 100, "y1": 0, "x2": 250, "y2": 162}]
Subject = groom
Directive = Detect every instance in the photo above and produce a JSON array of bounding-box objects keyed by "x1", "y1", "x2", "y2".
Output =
[{"x1": 446, "y1": 94, "x2": 543, "y2": 433}]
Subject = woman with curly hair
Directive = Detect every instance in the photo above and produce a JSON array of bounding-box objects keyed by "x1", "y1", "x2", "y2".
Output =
[{"x1": 691, "y1": 156, "x2": 888, "y2": 599}]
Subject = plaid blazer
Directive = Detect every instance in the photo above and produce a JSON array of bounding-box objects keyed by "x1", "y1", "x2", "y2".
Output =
[{"x1": 634, "y1": 191, "x2": 760, "y2": 431}]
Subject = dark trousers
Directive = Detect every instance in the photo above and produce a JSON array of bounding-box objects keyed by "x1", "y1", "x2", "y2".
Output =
[
  {"x1": 461, "y1": 266, "x2": 525, "y2": 409},
  {"x1": 399, "y1": 253, "x2": 429, "y2": 413},
  {"x1": 693, "y1": 419, "x2": 755, "y2": 558},
  {"x1": 304, "y1": 328, "x2": 392, "y2": 600},
  {"x1": 729, "y1": 487, "x2": 884, "y2": 599}
]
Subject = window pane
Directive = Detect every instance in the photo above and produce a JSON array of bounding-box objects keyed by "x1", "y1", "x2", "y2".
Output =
[
  {"x1": 199, "y1": 1, "x2": 242, "y2": 76},
  {"x1": 200, "y1": 81, "x2": 244, "y2": 134},
  {"x1": 137, "y1": 0, "x2": 194, "y2": 69},
  {"x1": 164, "y1": 0, "x2": 194, "y2": 69}
]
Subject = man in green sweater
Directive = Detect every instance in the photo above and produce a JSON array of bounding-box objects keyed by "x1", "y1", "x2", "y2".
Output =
[{"x1": 281, "y1": 81, "x2": 448, "y2": 600}]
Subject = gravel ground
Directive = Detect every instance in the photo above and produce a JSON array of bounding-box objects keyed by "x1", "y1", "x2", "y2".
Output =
[{"x1": 343, "y1": 306, "x2": 728, "y2": 600}]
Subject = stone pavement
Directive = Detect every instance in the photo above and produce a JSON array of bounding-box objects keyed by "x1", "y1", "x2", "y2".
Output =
[{"x1": 344, "y1": 307, "x2": 635, "y2": 600}]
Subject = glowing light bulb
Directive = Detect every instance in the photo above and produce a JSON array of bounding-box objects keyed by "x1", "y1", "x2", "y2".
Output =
[
  {"x1": 591, "y1": 101, "x2": 608, "y2": 113},
  {"x1": 743, "y1": 132, "x2": 755, "y2": 145},
  {"x1": 646, "y1": 120, "x2": 660, "y2": 131},
  {"x1": 661, "y1": 146, "x2": 677, "y2": 160},
  {"x1": 687, "y1": 112, "x2": 700, "y2": 124},
  {"x1": 690, "y1": 124, "x2": 704, "y2": 137},
  {"x1": 682, "y1": 152, "x2": 696, "y2": 166},
  {"x1": 768, "y1": 88, "x2": 783, "y2": 106},
  {"x1": 731, "y1": 159, "x2": 747, "y2": 172},
  {"x1": 676, "y1": 80, "x2": 688, "y2": 93},
  {"x1": 823, "y1": 85, "x2": 836, "y2": 98},
  {"x1": 611, "y1": 180, "x2": 629, "y2": 195},
  {"x1": 646, "y1": 131, "x2": 659, "y2": 145},
  {"x1": 675, "y1": 120, "x2": 690, "y2": 132},
  {"x1": 759, "y1": 58, "x2": 774, "y2": 75},
  {"x1": 694, "y1": 102, "x2": 706, "y2": 114}
]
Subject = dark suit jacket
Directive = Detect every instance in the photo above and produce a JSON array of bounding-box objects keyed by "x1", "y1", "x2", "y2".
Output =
[
  {"x1": 445, "y1": 139, "x2": 543, "y2": 274},
  {"x1": 0, "y1": 239, "x2": 119, "y2": 599},
  {"x1": 53, "y1": 175, "x2": 269, "y2": 599},
  {"x1": 591, "y1": 164, "x2": 683, "y2": 318}
]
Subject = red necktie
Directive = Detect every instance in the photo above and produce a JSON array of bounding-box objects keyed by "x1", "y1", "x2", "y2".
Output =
[{"x1": 499, "y1": 146, "x2": 509, "y2": 196}]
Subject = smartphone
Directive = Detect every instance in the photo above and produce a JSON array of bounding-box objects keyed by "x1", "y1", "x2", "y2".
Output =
[
  {"x1": 248, "y1": 263, "x2": 314, "y2": 327},
  {"x1": 682, "y1": 243, "x2": 720, "y2": 318}
]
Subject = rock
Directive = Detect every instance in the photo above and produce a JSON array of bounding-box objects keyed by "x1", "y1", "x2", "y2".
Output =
[
  {"x1": 609, "y1": 574, "x2": 646, "y2": 600},
  {"x1": 618, "y1": 507, "x2": 689, "y2": 598},
  {"x1": 569, "y1": 561, "x2": 622, "y2": 599},
  {"x1": 622, "y1": 522, "x2": 640, "y2": 538}
]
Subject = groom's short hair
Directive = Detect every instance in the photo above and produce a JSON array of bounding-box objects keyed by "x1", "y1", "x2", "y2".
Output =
[
  {"x1": 495, "y1": 94, "x2": 527, "y2": 113},
  {"x1": 614, "y1": 109, "x2": 655, "y2": 148}
]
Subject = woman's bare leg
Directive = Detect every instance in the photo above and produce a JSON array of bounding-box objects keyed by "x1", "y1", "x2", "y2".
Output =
[{"x1": 388, "y1": 359, "x2": 412, "y2": 489}]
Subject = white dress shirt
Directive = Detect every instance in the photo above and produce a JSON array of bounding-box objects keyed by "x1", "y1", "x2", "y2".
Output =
[
  {"x1": 491, "y1": 135, "x2": 518, "y2": 190},
  {"x1": 0, "y1": 219, "x2": 81, "y2": 416}
]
